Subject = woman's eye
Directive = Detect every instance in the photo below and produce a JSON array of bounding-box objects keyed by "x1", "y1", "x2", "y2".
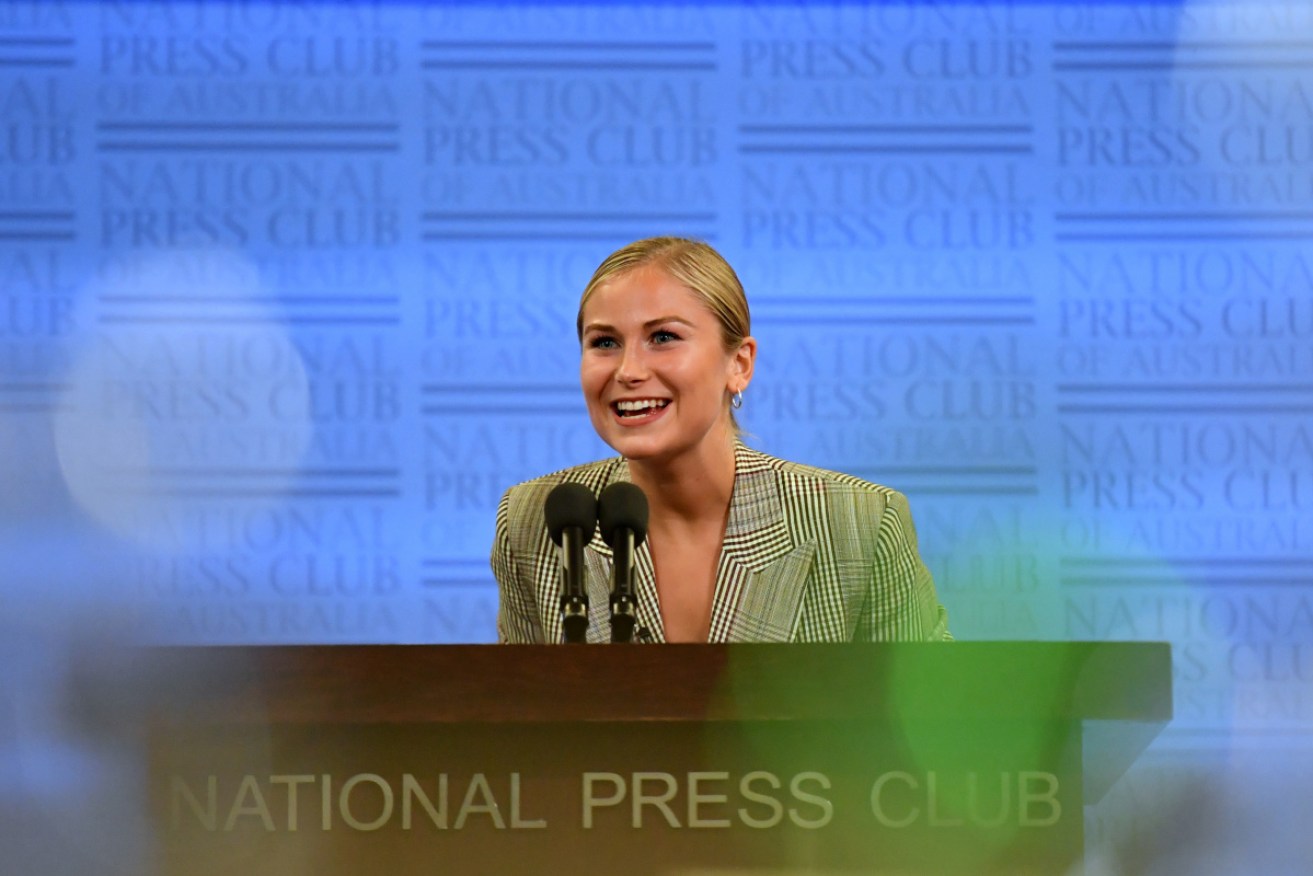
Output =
[
  {"x1": 588, "y1": 336, "x2": 618, "y2": 350},
  {"x1": 652, "y1": 329, "x2": 679, "y2": 344}
]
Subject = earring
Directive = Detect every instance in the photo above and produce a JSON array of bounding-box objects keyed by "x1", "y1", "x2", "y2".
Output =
[{"x1": 731, "y1": 390, "x2": 744, "y2": 409}]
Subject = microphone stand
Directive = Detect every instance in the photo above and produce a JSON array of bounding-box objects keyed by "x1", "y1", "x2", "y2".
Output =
[
  {"x1": 599, "y1": 481, "x2": 647, "y2": 644},
  {"x1": 609, "y1": 527, "x2": 637, "y2": 644},
  {"x1": 559, "y1": 527, "x2": 589, "y2": 644},
  {"x1": 546, "y1": 482, "x2": 597, "y2": 644}
]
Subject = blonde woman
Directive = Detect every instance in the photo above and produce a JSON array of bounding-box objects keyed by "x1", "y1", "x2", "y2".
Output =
[{"x1": 492, "y1": 237, "x2": 949, "y2": 644}]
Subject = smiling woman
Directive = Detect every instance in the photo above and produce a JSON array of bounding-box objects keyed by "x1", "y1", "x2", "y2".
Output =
[
  {"x1": 491, "y1": 237, "x2": 950, "y2": 644},
  {"x1": 578, "y1": 264, "x2": 752, "y2": 471}
]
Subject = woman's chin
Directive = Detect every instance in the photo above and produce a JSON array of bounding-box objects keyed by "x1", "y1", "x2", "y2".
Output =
[
  {"x1": 602, "y1": 421, "x2": 736, "y2": 466},
  {"x1": 608, "y1": 436, "x2": 665, "y2": 461}
]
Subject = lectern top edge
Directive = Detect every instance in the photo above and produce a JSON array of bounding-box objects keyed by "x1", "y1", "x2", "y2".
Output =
[{"x1": 146, "y1": 641, "x2": 1171, "y2": 727}]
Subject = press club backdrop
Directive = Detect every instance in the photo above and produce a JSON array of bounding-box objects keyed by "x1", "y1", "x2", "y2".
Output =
[{"x1": 1, "y1": 0, "x2": 1310, "y2": 871}]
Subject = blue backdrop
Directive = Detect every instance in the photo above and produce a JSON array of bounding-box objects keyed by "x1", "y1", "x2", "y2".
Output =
[{"x1": 1, "y1": 1, "x2": 1310, "y2": 872}]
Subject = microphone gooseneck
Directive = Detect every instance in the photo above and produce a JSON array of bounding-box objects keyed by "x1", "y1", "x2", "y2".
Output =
[
  {"x1": 598, "y1": 482, "x2": 649, "y2": 643},
  {"x1": 545, "y1": 482, "x2": 598, "y2": 644}
]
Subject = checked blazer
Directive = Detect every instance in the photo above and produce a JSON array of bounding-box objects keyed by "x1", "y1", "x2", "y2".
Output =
[{"x1": 492, "y1": 443, "x2": 951, "y2": 644}]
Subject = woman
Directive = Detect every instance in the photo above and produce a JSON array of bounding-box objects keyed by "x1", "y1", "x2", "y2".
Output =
[{"x1": 492, "y1": 237, "x2": 950, "y2": 643}]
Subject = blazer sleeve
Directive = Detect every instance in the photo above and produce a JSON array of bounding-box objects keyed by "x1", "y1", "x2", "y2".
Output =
[
  {"x1": 860, "y1": 490, "x2": 951, "y2": 642},
  {"x1": 491, "y1": 487, "x2": 545, "y2": 644}
]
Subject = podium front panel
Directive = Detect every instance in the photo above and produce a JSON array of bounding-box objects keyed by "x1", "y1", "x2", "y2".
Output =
[{"x1": 154, "y1": 718, "x2": 1082, "y2": 875}]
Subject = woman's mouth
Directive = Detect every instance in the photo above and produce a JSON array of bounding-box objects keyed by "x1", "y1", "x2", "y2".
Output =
[{"x1": 612, "y1": 398, "x2": 670, "y2": 420}]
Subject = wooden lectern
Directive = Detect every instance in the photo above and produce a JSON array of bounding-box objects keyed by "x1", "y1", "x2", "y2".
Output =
[{"x1": 149, "y1": 643, "x2": 1170, "y2": 875}]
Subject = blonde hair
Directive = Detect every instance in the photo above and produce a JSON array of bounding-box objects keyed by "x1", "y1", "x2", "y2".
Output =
[
  {"x1": 577, "y1": 237, "x2": 750, "y2": 349},
  {"x1": 576, "y1": 237, "x2": 752, "y2": 430}
]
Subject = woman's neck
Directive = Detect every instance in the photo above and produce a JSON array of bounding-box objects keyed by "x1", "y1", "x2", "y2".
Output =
[{"x1": 626, "y1": 433, "x2": 737, "y2": 523}]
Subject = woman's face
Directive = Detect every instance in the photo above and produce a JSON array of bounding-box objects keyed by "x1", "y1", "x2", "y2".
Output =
[{"x1": 579, "y1": 266, "x2": 753, "y2": 465}]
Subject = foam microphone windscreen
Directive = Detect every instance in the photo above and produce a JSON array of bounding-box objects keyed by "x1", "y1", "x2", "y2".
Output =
[
  {"x1": 598, "y1": 482, "x2": 649, "y2": 547},
  {"x1": 544, "y1": 482, "x2": 598, "y2": 546}
]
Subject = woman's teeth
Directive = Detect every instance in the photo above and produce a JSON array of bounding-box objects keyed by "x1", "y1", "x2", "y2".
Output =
[{"x1": 615, "y1": 399, "x2": 669, "y2": 417}]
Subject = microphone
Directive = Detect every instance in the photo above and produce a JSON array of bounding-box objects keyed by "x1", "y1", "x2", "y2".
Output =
[
  {"x1": 545, "y1": 482, "x2": 598, "y2": 644},
  {"x1": 598, "y1": 482, "x2": 649, "y2": 644}
]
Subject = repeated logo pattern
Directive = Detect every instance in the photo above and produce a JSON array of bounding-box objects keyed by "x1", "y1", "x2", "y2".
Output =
[{"x1": 1, "y1": 3, "x2": 1309, "y2": 775}]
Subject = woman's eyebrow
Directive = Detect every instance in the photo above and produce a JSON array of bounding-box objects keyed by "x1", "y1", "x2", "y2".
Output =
[
  {"x1": 582, "y1": 316, "x2": 696, "y2": 334},
  {"x1": 643, "y1": 316, "x2": 695, "y2": 329}
]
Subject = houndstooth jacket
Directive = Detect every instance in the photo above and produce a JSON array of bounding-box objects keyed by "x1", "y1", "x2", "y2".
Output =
[{"x1": 492, "y1": 443, "x2": 951, "y2": 644}]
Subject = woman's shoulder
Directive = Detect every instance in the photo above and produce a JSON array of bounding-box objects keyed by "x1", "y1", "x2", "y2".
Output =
[
  {"x1": 737, "y1": 444, "x2": 904, "y2": 501},
  {"x1": 737, "y1": 446, "x2": 923, "y2": 552}
]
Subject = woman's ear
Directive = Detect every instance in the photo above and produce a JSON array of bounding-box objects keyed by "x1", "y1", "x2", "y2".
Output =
[{"x1": 730, "y1": 336, "x2": 757, "y2": 393}]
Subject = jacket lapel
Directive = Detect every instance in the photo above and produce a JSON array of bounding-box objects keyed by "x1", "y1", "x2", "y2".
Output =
[{"x1": 708, "y1": 445, "x2": 816, "y2": 643}]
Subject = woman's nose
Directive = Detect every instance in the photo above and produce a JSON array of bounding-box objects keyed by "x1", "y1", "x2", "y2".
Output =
[{"x1": 615, "y1": 344, "x2": 649, "y2": 384}]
